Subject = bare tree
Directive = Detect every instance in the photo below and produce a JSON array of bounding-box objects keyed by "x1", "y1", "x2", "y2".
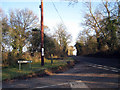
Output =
[
  {"x1": 8, "y1": 8, "x2": 39, "y2": 55},
  {"x1": 0, "y1": 8, "x2": 2, "y2": 53},
  {"x1": 0, "y1": 8, "x2": 10, "y2": 52},
  {"x1": 54, "y1": 23, "x2": 72, "y2": 56},
  {"x1": 81, "y1": 0, "x2": 119, "y2": 50}
]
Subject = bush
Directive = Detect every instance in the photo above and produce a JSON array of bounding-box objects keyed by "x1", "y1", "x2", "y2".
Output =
[
  {"x1": 85, "y1": 48, "x2": 120, "y2": 58},
  {"x1": 2, "y1": 52, "x2": 19, "y2": 67},
  {"x1": 2, "y1": 52, "x2": 9, "y2": 66}
]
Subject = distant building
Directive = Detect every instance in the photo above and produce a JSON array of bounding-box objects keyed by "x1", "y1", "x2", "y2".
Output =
[{"x1": 68, "y1": 46, "x2": 75, "y2": 56}]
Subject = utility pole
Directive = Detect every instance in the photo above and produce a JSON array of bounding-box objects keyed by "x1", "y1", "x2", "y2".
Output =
[{"x1": 40, "y1": 0, "x2": 44, "y2": 66}]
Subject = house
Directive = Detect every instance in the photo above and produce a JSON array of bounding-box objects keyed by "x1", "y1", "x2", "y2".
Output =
[{"x1": 68, "y1": 46, "x2": 75, "y2": 56}]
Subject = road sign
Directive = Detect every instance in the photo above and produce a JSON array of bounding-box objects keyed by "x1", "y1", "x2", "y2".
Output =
[{"x1": 18, "y1": 60, "x2": 32, "y2": 70}]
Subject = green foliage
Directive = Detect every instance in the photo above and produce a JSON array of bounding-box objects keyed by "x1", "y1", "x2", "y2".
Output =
[
  {"x1": 29, "y1": 28, "x2": 41, "y2": 54},
  {"x1": 2, "y1": 52, "x2": 20, "y2": 67},
  {"x1": 29, "y1": 24, "x2": 72, "y2": 58},
  {"x1": 1, "y1": 8, "x2": 39, "y2": 66},
  {"x1": 100, "y1": 18, "x2": 118, "y2": 52},
  {"x1": 75, "y1": 36, "x2": 97, "y2": 56},
  {"x1": 44, "y1": 34, "x2": 56, "y2": 57},
  {"x1": 76, "y1": 1, "x2": 119, "y2": 56},
  {"x1": 75, "y1": 42, "x2": 83, "y2": 56},
  {"x1": 29, "y1": 28, "x2": 60, "y2": 58},
  {"x1": 86, "y1": 36, "x2": 98, "y2": 53},
  {"x1": 2, "y1": 8, "x2": 68, "y2": 66}
]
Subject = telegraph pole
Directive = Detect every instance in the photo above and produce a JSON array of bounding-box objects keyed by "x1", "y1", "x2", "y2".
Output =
[{"x1": 40, "y1": 0, "x2": 44, "y2": 66}]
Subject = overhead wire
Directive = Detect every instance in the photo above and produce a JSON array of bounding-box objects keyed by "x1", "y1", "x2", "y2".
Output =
[
  {"x1": 51, "y1": 0, "x2": 67, "y2": 28},
  {"x1": 50, "y1": 1, "x2": 72, "y2": 47}
]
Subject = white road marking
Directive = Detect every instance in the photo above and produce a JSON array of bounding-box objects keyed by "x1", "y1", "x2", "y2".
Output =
[
  {"x1": 103, "y1": 68, "x2": 109, "y2": 70},
  {"x1": 97, "y1": 65, "x2": 102, "y2": 66},
  {"x1": 110, "y1": 67, "x2": 117, "y2": 70},
  {"x1": 36, "y1": 86, "x2": 51, "y2": 88},
  {"x1": 70, "y1": 80, "x2": 89, "y2": 88},
  {"x1": 56, "y1": 82, "x2": 68, "y2": 86},
  {"x1": 111, "y1": 70, "x2": 118, "y2": 72},
  {"x1": 88, "y1": 63, "x2": 119, "y2": 73},
  {"x1": 35, "y1": 80, "x2": 89, "y2": 88},
  {"x1": 103, "y1": 66, "x2": 108, "y2": 68}
]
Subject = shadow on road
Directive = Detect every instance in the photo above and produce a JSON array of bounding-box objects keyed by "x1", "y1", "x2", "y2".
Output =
[{"x1": 2, "y1": 56, "x2": 120, "y2": 88}]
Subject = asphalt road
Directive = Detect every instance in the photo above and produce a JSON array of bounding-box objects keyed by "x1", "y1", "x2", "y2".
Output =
[
  {"x1": 2, "y1": 56, "x2": 120, "y2": 89},
  {"x1": 74, "y1": 56, "x2": 120, "y2": 68}
]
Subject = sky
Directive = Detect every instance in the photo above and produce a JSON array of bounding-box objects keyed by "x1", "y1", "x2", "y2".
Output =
[
  {"x1": 0, "y1": 0, "x2": 118, "y2": 55},
  {"x1": 0, "y1": 0, "x2": 86, "y2": 55},
  {"x1": 0, "y1": 0, "x2": 84, "y2": 46}
]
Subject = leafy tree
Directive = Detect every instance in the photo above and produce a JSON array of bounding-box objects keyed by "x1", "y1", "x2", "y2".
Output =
[
  {"x1": 29, "y1": 28, "x2": 41, "y2": 55},
  {"x1": 75, "y1": 42, "x2": 83, "y2": 56},
  {"x1": 85, "y1": 36, "x2": 98, "y2": 54},
  {"x1": 100, "y1": 18, "x2": 118, "y2": 51},
  {"x1": 29, "y1": 28, "x2": 59, "y2": 57},
  {"x1": 44, "y1": 34, "x2": 56, "y2": 57}
]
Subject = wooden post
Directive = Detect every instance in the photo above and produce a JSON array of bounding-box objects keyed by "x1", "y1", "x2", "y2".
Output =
[{"x1": 40, "y1": 0, "x2": 44, "y2": 66}]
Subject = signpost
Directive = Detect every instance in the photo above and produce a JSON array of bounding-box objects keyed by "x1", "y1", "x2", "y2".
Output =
[
  {"x1": 51, "y1": 54, "x2": 53, "y2": 64},
  {"x1": 18, "y1": 60, "x2": 32, "y2": 70}
]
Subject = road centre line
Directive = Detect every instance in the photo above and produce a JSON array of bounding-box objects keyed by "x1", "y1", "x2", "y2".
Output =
[
  {"x1": 36, "y1": 85, "x2": 51, "y2": 88},
  {"x1": 88, "y1": 63, "x2": 119, "y2": 73},
  {"x1": 111, "y1": 70, "x2": 118, "y2": 72},
  {"x1": 109, "y1": 67, "x2": 118, "y2": 70},
  {"x1": 103, "y1": 68, "x2": 109, "y2": 70},
  {"x1": 110, "y1": 67, "x2": 117, "y2": 69}
]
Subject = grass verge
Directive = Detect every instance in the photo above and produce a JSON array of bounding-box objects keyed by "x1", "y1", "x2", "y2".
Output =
[{"x1": 2, "y1": 57, "x2": 74, "y2": 81}]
